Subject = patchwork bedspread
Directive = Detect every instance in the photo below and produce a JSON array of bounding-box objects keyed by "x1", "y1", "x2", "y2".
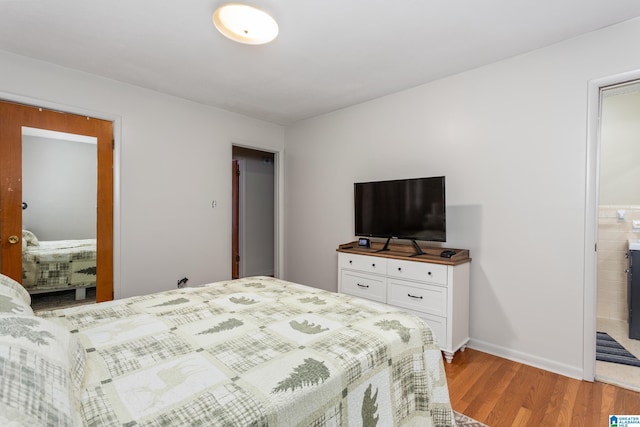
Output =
[
  {"x1": 23, "y1": 239, "x2": 96, "y2": 292},
  {"x1": 41, "y1": 276, "x2": 454, "y2": 426}
]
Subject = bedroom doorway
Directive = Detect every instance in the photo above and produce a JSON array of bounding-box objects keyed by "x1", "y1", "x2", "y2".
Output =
[
  {"x1": 0, "y1": 100, "x2": 114, "y2": 303},
  {"x1": 232, "y1": 146, "x2": 275, "y2": 279}
]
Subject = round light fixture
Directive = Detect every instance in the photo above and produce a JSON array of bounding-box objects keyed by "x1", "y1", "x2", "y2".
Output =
[{"x1": 213, "y1": 3, "x2": 279, "y2": 45}]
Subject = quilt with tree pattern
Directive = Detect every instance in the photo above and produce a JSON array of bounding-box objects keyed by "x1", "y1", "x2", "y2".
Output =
[{"x1": 40, "y1": 276, "x2": 454, "y2": 426}]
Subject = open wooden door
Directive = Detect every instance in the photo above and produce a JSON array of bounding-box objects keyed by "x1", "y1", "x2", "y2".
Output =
[{"x1": 0, "y1": 100, "x2": 114, "y2": 302}]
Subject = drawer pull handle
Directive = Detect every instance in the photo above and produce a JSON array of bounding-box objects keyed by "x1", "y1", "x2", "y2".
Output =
[
  {"x1": 408, "y1": 293, "x2": 423, "y2": 299},
  {"x1": 372, "y1": 263, "x2": 376, "y2": 267},
  {"x1": 349, "y1": 260, "x2": 353, "y2": 264},
  {"x1": 397, "y1": 267, "x2": 402, "y2": 271},
  {"x1": 427, "y1": 272, "x2": 432, "y2": 276},
  {"x1": 357, "y1": 283, "x2": 369, "y2": 288}
]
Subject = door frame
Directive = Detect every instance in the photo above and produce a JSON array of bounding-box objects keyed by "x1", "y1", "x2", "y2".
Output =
[
  {"x1": 231, "y1": 142, "x2": 283, "y2": 279},
  {"x1": 0, "y1": 91, "x2": 122, "y2": 299},
  {"x1": 232, "y1": 159, "x2": 240, "y2": 279},
  {"x1": 234, "y1": 158, "x2": 247, "y2": 278},
  {"x1": 584, "y1": 69, "x2": 640, "y2": 380}
]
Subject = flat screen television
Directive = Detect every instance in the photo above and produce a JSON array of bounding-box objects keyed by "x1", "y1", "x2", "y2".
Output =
[{"x1": 354, "y1": 176, "x2": 446, "y2": 251}]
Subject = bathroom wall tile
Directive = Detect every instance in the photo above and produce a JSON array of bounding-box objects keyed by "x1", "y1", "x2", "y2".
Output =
[{"x1": 598, "y1": 205, "x2": 639, "y2": 321}]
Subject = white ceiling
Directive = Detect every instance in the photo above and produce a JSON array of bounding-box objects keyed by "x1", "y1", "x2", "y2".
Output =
[{"x1": 2, "y1": 1, "x2": 640, "y2": 125}]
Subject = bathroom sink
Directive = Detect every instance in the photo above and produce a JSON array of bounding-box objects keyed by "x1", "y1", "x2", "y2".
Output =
[{"x1": 629, "y1": 239, "x2": 640, "y2": 251}]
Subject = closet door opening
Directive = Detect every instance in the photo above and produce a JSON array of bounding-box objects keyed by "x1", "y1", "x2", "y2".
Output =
[{"x1": 232, "y1": 146, "x2": 275, "y2": 279}]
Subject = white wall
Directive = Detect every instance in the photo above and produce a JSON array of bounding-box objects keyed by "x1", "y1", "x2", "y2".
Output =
[
  {"x1": 284, "y1": 17, "x2": 640, "y2": 379},
  {"x1": 0, "y1": 50, "x2": 284, "y2": 298},
  {"x1": 22, "y1": 136, "x2": 97, "y2": 240}
]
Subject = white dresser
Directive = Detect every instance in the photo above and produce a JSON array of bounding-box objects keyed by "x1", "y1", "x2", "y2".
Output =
[{"x1": 337, "y1": 242, "x2": 470, "y2": 362}]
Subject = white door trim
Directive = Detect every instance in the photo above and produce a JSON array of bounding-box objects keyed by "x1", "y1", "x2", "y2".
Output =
[{"x1": 584, "y1": 69, "x2": 640, "y2": 380}]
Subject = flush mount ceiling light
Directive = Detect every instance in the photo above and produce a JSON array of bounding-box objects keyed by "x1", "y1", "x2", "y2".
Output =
[{"x1": 213, "y1": 3, "x2": 279, "y2": 45}]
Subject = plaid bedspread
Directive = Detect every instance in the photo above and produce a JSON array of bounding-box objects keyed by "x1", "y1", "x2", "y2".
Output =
[
  {"x1": 40, "y1": 276, "x2": 454, "y2": 426},
  {"x1": 22, "y1": 239, "x2": 96, "y2": 292}
]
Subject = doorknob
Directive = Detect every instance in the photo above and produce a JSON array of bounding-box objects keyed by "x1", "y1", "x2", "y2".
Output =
[{"x1": 7, "y1": 235, "x2": 19, "y2": 244}]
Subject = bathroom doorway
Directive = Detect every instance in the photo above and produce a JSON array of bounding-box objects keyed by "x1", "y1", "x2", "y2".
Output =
[{"x1": 595, "y1": 80, "x2": 640, "y2": 390}]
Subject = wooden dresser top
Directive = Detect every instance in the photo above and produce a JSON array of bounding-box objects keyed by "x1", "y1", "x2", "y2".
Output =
[{"x1": 336, "y1": 241, "x2": 471, "y2": 266}]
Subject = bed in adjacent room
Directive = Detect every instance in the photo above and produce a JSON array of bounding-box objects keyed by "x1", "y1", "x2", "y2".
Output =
[
  {"x1": 0, "y1": 274, "x2": 455, "y2": 426},
  {"x1": 21, "y1": 229, "x2": 96, "y2": 299}
]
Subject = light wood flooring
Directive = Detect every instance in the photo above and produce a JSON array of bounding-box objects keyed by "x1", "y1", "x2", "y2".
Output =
[{"x1": 444, "y1": 348, "x2": 640, "y2": 427}]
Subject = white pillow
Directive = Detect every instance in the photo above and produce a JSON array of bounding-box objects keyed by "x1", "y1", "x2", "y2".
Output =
[
  {"x1": 0, "y1": 314, "x2": 86, "y2": 426},
  {"x1": 22, "y1": 229, "x2": 39, "y2": 247}
]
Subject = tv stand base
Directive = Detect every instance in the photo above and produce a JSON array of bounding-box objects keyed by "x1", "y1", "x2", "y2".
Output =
[{"x1": 376, "y1": 237, "x2": 425, "y2": 256}]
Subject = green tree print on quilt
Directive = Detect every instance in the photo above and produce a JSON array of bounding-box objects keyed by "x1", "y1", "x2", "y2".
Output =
[
  {"x1": 362, "y1": 383, "x2": 380, "y2": 426},
  {"x1": 151, "y1": 297, "x2": 190, "y2": 307},
  {"x1": 77, "y1": 266, "x2": 97, "y2": 275},
  {"x1": 230, "y1": 296, "x2": 258, "y2": 305},
  {"x1": 0, "y1": 317, "x2": 54, "y2": 345},
  {"x1": 243, "y1": 282, "x2": 266, "y2": 289},
  {"x1": 298, "y1": 296, "x2": 327, "y2": 305},
  {"x1": 375, "y1": 319, "x2": 411, "y2": 343},
  {"x1": 272, "y1": 358, "x2": 330, "y2": 393},
  {"x1": 290, "y1": 319, "x2": 329, "y2": 334},
  {"x1": 197, "y1": 318, "x2": 243, "y2": 335},
  {"x1": 0, "y1": 295, "x2": 30, "y2": 314}
]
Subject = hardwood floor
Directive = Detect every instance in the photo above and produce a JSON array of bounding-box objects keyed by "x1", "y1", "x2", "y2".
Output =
[{"x1": 444, "y1": 348, "x2": 640, "y2": 426}]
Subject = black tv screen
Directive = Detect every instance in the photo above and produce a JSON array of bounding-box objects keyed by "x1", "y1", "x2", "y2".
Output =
[{"x1": 354, "y1": 176, "x2": 446, "y2": 242}]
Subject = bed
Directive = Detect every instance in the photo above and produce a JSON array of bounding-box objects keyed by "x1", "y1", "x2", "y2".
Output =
[
  {"x1": 0, "y1": 274, "x2": 455, "y2": 426},
  {"x1": 22, "y1": 229, "x2": 96, "y2": 299}
]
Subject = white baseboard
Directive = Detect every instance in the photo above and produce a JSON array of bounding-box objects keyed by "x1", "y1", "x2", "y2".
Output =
[{"x1": 468, "y1": 338, "x2": 584, "y2": 381}]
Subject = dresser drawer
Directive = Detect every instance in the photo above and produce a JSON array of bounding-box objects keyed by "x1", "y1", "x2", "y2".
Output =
[
  {"x1": 388, "y1": 278, "x2": 447, "y2": 317},
  {"x1": 340, "y1": 253, "x2": 387, "y2": 275},
  {"x1": 388, "y1": 259, "x2": 447, "y2": 285},
  {"x1": 341, "y1": 271, "x2": 387, "y2": 303}
]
